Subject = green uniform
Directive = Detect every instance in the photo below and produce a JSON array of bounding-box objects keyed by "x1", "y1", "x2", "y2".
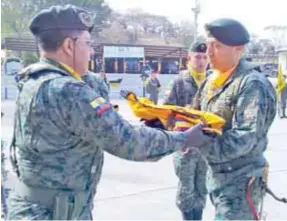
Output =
[
  {"x1": 8, "y1": 57, "x2": 211, "y2": 220},
  {"x1": 193, "y1": 59, "x2": 276, "y2": 219},
  {"x1": 163, "y1": 70, "x2": 208, "y2": 217}
]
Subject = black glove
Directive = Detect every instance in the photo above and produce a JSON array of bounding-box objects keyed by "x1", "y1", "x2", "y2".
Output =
[
  {"x1": 120, "y1": 90, "x2": 135, "y2": 99},
  {"x1": 141, "y1": 118, "x2": 167, "y2": 130},
  {"x1": 183, "y1": 123, "x2": 215, "y2": 148}
]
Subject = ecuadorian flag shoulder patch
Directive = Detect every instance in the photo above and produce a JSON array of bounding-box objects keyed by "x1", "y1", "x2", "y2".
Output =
[{"x1": 90, "y1": 97, "x2": 111, "y2": 114}]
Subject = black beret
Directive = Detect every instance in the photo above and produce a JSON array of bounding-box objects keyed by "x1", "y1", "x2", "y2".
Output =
[
  {"x1": 189, "y1": 41, "x2": 207, "y2": 53},
  {"x1": 205, "y1": 18, "x2": 250, "y2": 46},
  {"x1": 29, "y1": 5, "x2": 94, "y2": 36}
]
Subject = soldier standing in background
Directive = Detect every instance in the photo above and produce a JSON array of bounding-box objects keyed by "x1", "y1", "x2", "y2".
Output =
[
  {"x1": 278, "y1": 75, "x2": 287, "y2": 118},
  {"x1": 146, "y1": 71, "x2": 161, "y2": 104},
  {"x1": 99, "y1": 70, "x2": 110, "y2": 91},
  {"x1": 163, "y1": 40, "x2": 209, "y2": 220}
]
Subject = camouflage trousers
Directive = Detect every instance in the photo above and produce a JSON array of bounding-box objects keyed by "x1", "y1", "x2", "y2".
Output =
[
  {"x1": 210, "y1": 176, "x2": 264, "y2": 220},
  {"x1": 8, "y1": 193, "x2": 93, "y2": 220},
  {"x1": 173, "y1": 148, "x2": 208, "y2": 212},
  {"x1": 1, "y1": 140, "x2": 9, "y2": 219}
]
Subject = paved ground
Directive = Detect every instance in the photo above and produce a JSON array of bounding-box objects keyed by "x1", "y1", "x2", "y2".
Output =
[{"x1": 1, "y1": 98, "x2": 287, "y2": 220}]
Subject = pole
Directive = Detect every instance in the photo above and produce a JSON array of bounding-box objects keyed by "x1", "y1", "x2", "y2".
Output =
[{"x1": 192, "y1": 0, "x2": 200, "y2": 40}]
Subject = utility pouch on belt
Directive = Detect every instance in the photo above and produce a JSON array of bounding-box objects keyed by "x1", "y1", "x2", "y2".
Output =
[
  {"x1": 53, "y1": 194, "x2": 74, "y2": 220},
  {"x1": 52, "y1": 190, "x2": 90, "y2": 219},
  {"x1": 14, "y1": 180, "x2": 89, "y2": 220}
]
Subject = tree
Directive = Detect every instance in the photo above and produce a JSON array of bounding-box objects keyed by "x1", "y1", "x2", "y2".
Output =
[
  {"x1": 174, "y1": 20, "x2": 196, "y2": 47},
  {"x1": 1, "y1": 0, "x2": 111, "y2": 38},
  {"x1": 246, "y1": 34, "x2": 276, "y2": 55},
  {"x1": 264, "y1": 25, "x2": 287, "y2": 49},
  {"x1": 1, "y1": 0, "x2": 33, "y2": 38},
  {"x1": 21, "y1": 52, "x2": 38, "y2": 66}
]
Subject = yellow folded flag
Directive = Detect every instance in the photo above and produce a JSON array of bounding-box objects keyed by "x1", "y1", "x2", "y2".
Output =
[{"x1": 121, "y1": 90, "x2": 225, "y2": 135}]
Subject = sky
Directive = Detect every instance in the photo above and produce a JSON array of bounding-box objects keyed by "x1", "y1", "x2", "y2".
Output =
[{"x1": 106, "y1": 0, "x2": 286, "y2": 37}]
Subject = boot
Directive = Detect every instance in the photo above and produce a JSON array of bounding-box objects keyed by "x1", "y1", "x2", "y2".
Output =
[
  {"x1": 181, "y1": 208, "x2": 203, "y2": 220},
  {"x1": 283, "y1": 108, "x2": 286, "y2": 118}
]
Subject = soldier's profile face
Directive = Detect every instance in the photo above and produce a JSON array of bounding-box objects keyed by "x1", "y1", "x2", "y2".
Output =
[
  {"x1": 73, "y1": 31, "x2": 92, "y2": 75},
  {"x1": 188, "y1": 52, "x2": 208, "y2": 72},
  {"x1": 206, "y1": 37, "x2": 242, "y2": 71}
]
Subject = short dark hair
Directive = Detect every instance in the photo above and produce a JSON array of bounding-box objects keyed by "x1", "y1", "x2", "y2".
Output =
[{"x1": 36, "y1": 30, "x2": 83, "y2": 52}]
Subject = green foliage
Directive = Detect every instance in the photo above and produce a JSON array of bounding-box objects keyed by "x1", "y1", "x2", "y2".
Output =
[
  {"x1": 21, "y1": 52, "x2": 39, "y2": 67},
  {"x1": 1, "y1": 0, "x2": 111, "y2": 38}
]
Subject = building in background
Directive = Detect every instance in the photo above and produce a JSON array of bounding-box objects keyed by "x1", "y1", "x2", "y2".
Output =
[{"x1": 2, "y1": 37, "x2": 279, "y2": 75}]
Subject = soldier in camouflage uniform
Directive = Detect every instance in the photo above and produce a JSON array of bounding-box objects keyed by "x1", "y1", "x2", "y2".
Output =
[
  {"x1": 8, "y1": 5, "x2": 214, "y2": 220},
  {"x1": 163, "y1": 41, "x2": 209, "y2": 220},
  {"x1": 99, "y1": 70, "x2": 110, "y2": 91},
  {"x1": 146, "y1": 71, "x2": 161, "y2": 104},
  {"x1": 278, "y1": 75, "x2": 287, "y2": 118},
  {"x1": 193, "y1": 18, "x2": 277, "y2": 219}
]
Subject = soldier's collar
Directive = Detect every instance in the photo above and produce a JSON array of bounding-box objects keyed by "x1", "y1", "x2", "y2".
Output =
[{"x1": 41, "y1": 57, "x2": 83, "y2": 82}]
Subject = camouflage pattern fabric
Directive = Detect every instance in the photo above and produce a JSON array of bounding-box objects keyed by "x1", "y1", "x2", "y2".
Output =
[
  {"x1": 1, "y1": 139, "x2": 9, "y2": 218},
  {"x1": 8, "y1": 58, "x2": 207, "y2": 220},
  {"x1": 82, "y1": 71, "x2": 110, "y2": 101},
  {"x1": 211, "y1": 176, "x2": 264, "y2": 220},
  {"x1": 163, "y1": 70, "x2": 208, "y2": 211},
  {"x1": 193, "y1": 59, "x2": 277, "y2": 219}
]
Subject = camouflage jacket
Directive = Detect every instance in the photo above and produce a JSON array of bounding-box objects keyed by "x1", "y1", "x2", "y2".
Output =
[
  {"x1": 10, "y1": 58, "x2": 191, "y2": 219},
  {"x1": 163, "y1": 70, "x2": 199, "y2": 106},
  {"x1": 82, "y1": 71, "x2": 110, "y2": 101},
  {"x1": 193, "y1": 59, "x2": 277, "y2": 191}
]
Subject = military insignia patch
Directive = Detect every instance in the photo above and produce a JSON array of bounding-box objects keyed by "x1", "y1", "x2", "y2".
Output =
[
  {"x1": 90, "y1": 97, "x2": 111, "y2": 114},
  {"x1": 78, "y1": 12, "x2": 94, "y2": 28}
]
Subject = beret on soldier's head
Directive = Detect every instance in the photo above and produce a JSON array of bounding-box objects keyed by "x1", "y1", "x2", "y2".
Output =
[
  {"x1": 205, "y1": 18, "x2": 250, "y2": 46},
  {"x1": 29, "y1": 4, "x2": 94, "y2": 36},
  {"x1": 189, "y1": 41, "x2": 207, "y2": 53}
]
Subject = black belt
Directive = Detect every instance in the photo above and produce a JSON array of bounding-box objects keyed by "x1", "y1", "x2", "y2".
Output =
[{"x1": 209, "y1": 156, "x2": 265, "y2": 173}]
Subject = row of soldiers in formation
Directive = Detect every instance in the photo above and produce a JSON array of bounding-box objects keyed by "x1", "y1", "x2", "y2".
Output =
[{"x1": 2, "y1": 4, "x2": 287, "y2": 220}]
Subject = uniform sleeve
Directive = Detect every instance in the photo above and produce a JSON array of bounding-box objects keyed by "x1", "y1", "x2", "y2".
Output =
[
  {"x1": 82, "y1": 74, "x2": 110, "y2": 101},
  {"x1": 199, "y1": 80, "x2": 275, "y2": 162},
  {"x1": 162, "y1": 79, "x2": 178, "y2": 105},
  {"x1": 58, "y1": 82, "x2": 188, "y2": 161}
]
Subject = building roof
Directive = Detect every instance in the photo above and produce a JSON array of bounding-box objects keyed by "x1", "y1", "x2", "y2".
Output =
[
  {"x1": 2, "y1": 37, "x2": 188, "y2": 58},
  {"x1": 276, "y1": 47, "x2": 287, "y2": 53},
  {"x1": 2, "y1": 37, "x2": 279, "y2": 60}
]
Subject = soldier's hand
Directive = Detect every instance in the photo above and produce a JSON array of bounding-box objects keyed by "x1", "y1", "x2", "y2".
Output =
[
  {"x1": 141, "y1": 118, "x2": 167, "y2": 130},
  {"x1": 120, "y1": 90, "x2": 130, "y2": 99},
  {"x1": 183, "y1": 123, "x2": 215, "y2": 148}
]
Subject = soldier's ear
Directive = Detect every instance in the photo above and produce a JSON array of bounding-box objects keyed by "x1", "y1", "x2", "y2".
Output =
[{"x1": 62, "y1": 38, "x2": 75, "y2": 57}]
